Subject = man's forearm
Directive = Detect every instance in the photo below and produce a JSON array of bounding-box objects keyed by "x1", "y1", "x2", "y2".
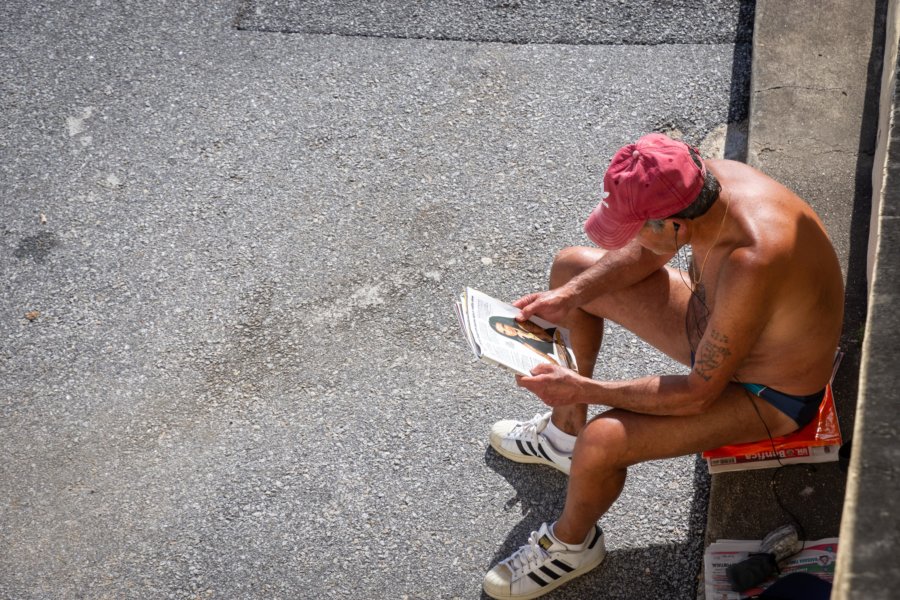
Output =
[
  {"x1": 579, "y1": 374, "x2": 709, "y2": 416},
  {"x1": 565, "y1": 242, "x2": 672, "y2": 307}
]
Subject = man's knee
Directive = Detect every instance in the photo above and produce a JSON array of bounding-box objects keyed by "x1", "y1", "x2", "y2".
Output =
[
  {"x1": 571, "y1": 413, "x2": 630, "y2": 472},
  {"x1": 550, "y1": 246, "x2": 604, "y2": 289}
]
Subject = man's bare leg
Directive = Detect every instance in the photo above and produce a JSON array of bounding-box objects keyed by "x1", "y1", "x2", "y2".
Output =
[
  {"x1": 544, "y1": 246, "x2": 680, "y2": 437},
  {"x1": 547, "y1": 303, "x2": 602, "y2": 434},
  {"x1": 552, "y1": 385, "x2": 799, "y2": 544}
]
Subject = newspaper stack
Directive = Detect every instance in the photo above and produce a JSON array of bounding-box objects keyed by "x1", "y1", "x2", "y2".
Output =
[{"x1": 704, "y1": 538, "x2": 839, "y2": 599}]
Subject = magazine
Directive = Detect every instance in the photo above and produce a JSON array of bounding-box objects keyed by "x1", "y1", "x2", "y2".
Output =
[
  {"x1": 455, "y1": 288, "x2": 577, "y2": 377},
  {"x1": 701, "y1": 353, "x2": 844, "y2": 474},
  {"x1": 704, "y1": 537, "x2": 839, "y2": 599}
]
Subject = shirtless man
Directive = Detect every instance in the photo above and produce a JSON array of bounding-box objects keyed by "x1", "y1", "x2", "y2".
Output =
[{"x1": 482, "y1": 133, "x2": 844, "y2": 599}]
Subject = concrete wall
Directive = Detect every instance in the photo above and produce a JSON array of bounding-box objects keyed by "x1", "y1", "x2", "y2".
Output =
[{"x1": 868, "y1": 0, "x2": 900, "y2": 287}]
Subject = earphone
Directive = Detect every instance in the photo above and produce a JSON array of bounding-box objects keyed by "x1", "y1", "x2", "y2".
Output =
[{"x1": 673, "y1": 222, "x2": 680, "y2": 232}]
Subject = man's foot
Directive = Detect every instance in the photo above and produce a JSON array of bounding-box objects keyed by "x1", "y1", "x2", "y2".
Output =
[
  {"x1": 489, "y1": 413, "x2": 573, "y2": 475},
  {"x1": 483, "y1": 522, "x2": 606, "y2": 600}
]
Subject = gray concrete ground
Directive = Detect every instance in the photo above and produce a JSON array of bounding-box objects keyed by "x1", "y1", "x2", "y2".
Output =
[{"x1": 0, "y1": 1, "x2": 752, "y2": 598}]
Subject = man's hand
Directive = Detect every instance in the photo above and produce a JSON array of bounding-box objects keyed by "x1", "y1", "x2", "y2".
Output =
[
  {"x1": 512, "y1": 288, "x2": 574, "y2": 324},
  {"x1": 515, "y1": 363, "x2": 587, "y2": 407}
]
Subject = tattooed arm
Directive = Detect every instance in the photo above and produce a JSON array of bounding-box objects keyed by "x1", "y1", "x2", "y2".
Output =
[
  {"x1": 693, "y1": 328, "x2": 733, "y2": 382},
  {"x1": 516, "y1": 247, "x2": 779, "y2": 416}
]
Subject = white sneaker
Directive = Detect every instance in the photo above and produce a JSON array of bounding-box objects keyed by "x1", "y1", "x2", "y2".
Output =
[
  {"x1": 489, "y1": 413, "x2": 573, "y2": 475},
  {"x1": 483, "y1": 522, "x2": 606, "y2": 600}
]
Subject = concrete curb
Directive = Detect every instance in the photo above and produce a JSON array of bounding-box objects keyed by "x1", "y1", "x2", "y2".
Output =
[
  {"x1": 704, "y1": 0, "x2": 886, "y2": 593},
  {"x1": 833, "y1": 0, "x2": 900, "y2": 596}
]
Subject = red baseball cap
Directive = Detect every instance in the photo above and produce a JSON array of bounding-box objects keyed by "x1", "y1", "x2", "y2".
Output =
[{"x1": 583, "y1": 133, "x2": 706, "y2": 250}]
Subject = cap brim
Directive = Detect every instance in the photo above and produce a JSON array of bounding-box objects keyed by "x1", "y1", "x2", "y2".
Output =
[{"x1": 583, "y1": 201, "x2": 643, "y2": 250}]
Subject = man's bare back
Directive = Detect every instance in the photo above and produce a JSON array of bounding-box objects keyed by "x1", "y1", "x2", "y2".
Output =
[{"x1": 686, "y1": 159, "x2": 843, "y2": 395}]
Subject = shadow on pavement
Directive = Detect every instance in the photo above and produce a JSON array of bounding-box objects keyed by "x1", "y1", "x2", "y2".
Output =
[{"x1": 479, "y1": 448, "x2": 710, "y2": 599}]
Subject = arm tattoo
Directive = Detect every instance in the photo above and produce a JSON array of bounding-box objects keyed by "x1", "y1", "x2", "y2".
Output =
[{"x1": 693, "y1": 329, "x2": 732, "y2": 382}]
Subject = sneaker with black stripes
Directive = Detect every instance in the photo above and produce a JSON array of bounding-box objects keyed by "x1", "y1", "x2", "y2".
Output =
[
  {"x1": 489, "y1": 412, "x2": 573, "y2": 475},
  {"x1": 483, "y1": 522, "x2": 606, "y2": 600}
]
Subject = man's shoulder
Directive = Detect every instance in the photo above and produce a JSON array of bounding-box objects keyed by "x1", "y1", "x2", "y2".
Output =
[
  {"x1": 711, "y1": 159, "x2": 787, "y2": 199},
  {"x1": 706, "y1": 158, "x2": 763, "y2": 179},
  {"x1": 720, "y1": 242, "x2": 787, "y2": 286},
  {"x1": 708, "y1": 157, "x2": 772, "y2": 174}
]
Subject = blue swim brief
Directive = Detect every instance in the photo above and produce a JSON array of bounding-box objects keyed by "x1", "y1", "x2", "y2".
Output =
[
  {"x1": 739, "y1": 383, "x2": 826, "y2": 429},
  {"x1": 689, "y1": 352, "x2": 826, "y2": 428}
]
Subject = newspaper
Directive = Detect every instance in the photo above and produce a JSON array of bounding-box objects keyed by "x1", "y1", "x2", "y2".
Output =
[
  {"x1": 704, "y1": 443, "x2": 840, "y2": 473},
  {"x1": 455, "y1": 287, "x2": 577, "y2": 377},
  {"x1": 704, "y1": 538, "x2": 839, "y2": 599}
]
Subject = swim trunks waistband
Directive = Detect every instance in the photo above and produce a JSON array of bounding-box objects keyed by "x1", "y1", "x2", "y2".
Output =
[{"x1": 739, "y1": 383, "x2": 826, "y2": 429}]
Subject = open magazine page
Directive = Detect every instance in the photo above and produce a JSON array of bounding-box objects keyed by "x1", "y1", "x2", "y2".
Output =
[
  {"x1": 704, "y1": 538, "x2": 839, "y2": 599},
  {"x1": 464, "y1": 288, "x2": 576, "y2": 377}
]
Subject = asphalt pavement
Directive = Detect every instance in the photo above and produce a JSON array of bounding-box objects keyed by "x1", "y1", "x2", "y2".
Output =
[{"x1": 1, "y1": 1, "x2": 751, "y2": 597}]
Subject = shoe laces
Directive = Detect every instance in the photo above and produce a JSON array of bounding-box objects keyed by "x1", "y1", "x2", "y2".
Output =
[
  {"x1": 504, "y1": 528, "x2": 550, "y2": 576},
  {"x1": 511, "y1": 413, "x2": 546, "y2": 442}
]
